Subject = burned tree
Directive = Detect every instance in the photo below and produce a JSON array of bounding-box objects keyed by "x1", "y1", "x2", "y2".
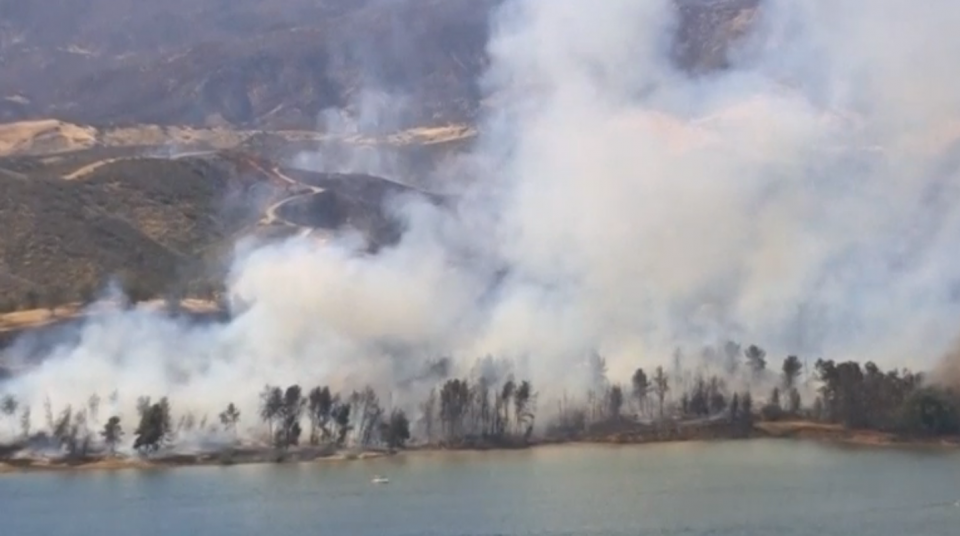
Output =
[
  {"x1": 631, "y1": 368, "x2": 649, "y2": 417},
  {"x1": 275, "y1": 385, "x2": 305, "y2": 449},
  {"x1": 258, "y1": 385, "x2": 284, "y2": 439},
  {"x1": 101, "y1": 416, "x2": 123, "y2": 455},
  {"x1": 307, "y1": 386, "x2": 334, "y2": 445},
  {"x1": 350, "y1": 387, "x2": 383, "y2": 448},
  {"x1": 219, "y1": 403, "x2": 241, "y2": 439},
  {"x1": 652, "y1": 366, "x2": 669, "y2": 421},
  {"x1": 133, "y1": 398, "x2": 172, "y2": 455},
  {"x1": 381, "y1": 409, "x2": 411, "y2": 449},
  {"x1": 332, "y1": 402, "x2": 351, "y2": 447}
]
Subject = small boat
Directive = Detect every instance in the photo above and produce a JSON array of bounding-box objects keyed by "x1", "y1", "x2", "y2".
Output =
[{"x1": 371, "y1": 475, "x2": 390, "y2": 484}]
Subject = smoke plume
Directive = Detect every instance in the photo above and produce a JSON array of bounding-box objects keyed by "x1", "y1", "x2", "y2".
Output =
[{"x1": 5, "y1": 0, "x2": 960, "y2": 438}]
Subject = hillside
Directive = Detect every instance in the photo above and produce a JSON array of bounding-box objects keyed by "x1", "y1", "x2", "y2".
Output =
[
  {"x1": 0, "y1": 152, "x2": 272, "y2": 308},
  {"x1": 0, "y1": 0, "x2": 496, "y2": 129},
  {"x1": 0, "y1": 147, "x2": 439, "y2": 312},
  {"x1": 0, "y1": 0, "x2": 764, "y2": 321},
  {"x1": 0, "y1": 0, "x2": 758, "y2": 129}
]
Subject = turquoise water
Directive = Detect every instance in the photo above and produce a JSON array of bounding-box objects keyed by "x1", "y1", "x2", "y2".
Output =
[{"x1": 1, "y1": 440, "x2": 958, "y2": 536}]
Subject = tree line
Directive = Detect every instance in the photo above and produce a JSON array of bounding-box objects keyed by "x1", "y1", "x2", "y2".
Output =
[
  {"x1": 0, "y1": 371, "x2": 538, "y2": 458},
  {"x1": 546, "y1": 342, "x2": 960, "y2": 439},
  {"x1": 2, "y1": 344, "x2": 959, "y2": 458},
  {"x1": 419, "y1": 376, "x2": 537, "y2": 446}
]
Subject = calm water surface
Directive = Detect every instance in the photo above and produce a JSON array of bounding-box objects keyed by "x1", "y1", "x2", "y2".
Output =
[{"x1": 1, "y1": 440, "x2": 959, "y2": 536}]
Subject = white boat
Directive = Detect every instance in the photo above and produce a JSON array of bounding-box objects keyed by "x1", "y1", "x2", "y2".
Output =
[{"x1": 371, "y1": 475, "x2": 390, "y2": 484}]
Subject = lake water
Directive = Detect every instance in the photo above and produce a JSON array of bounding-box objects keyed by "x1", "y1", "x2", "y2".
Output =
[{"x1": 1, "y1": 440, "x2": 959, "y2": 536}]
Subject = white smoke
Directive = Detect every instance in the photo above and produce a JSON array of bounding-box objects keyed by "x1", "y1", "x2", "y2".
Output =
[
  {"x1": 291, "y1": 88, "x2": 410, "y2": 179},
  {"x1": 5, "y1": 0, "x2": 960, "y2": 440}
]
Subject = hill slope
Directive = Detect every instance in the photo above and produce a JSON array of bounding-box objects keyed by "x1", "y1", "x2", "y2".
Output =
[
  {"x1": 1, "y1": 0, "x2": 758, "y2": 129},
  {"x1": 0, "y1": 147, "x2": 442, "y2": 310}
]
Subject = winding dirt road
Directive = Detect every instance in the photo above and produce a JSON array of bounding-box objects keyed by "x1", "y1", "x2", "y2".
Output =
[
  {"x1": 56, "y1": 151, "x2": 336, "y2": 242},
  {"x1": 242, "y1": 158, "x2": 328, "y2": 237}
]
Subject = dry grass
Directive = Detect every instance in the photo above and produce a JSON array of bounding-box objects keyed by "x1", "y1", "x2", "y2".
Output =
[
  {"x1": 0, "y1": 304, "x2": 84, "y2": 332},
  {"x1": 0, "y1": 150, "x2": 281, "y2": 309},
  {"x1": 387, "y1": 124, "x2": 477, "y2": 146},
  {"x1": 0, "y1": 118, "x2": 478, "y2": 159},
  {"x1": 0, "y1": 298, "x2": 219, "y2": 333},
  {"x1": 0, "y1": 120, "x2": 97, "y2": 156}
]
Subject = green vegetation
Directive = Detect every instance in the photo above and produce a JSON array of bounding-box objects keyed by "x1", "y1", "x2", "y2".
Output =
[{"x1": 0, "y1": 151, "x2": 272, "y2": 311}]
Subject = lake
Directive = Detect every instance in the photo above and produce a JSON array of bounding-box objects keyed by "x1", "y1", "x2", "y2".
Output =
[{"x1": 1, "y1": 440, "x2": 958, "y2": 536}]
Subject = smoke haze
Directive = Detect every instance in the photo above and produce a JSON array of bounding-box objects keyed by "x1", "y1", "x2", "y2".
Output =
[{"x1": 6, "y1": 0, "x2": 960, "y2": 437}]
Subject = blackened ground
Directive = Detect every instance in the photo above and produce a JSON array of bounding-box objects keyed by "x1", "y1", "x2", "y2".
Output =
[{"x1": 274, "y1": 169, "x2": 447, "y2": 252}]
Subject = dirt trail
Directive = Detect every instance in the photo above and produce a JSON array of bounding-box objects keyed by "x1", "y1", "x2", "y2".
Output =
[
  {"x1": 243, "y1": 158, "x2": 325, "y2": 233},
  {"x1": 60, "y1": 150, "x2": 215, "y2": 180},
  {"x1": 60, "y1": 153, "x2": 329, "y2": 233},
  {"x1": 62, "y1": 157, "x2": 136, "y2": 180}
]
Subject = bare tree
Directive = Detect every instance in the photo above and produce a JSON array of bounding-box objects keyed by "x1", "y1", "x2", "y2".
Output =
[
  {"x1": 498, "y1": 379, "x2": 515, "y2": 436},
  {"x1": 652, "y1": 366, "x2": 669, "y2": 421},
  {"x1": 745, "y1": 345, "x2": 767, "y2": 380},
  {"x1": 307, "y1": 386, "x2": 334, "y2": 445},
  {"x1": 52, "y1": 406, "x2": 73, "y2": 451},
  {"x1": 420, "y1": 387, "x2": 437, "y2": 444},
  {"x1": 608, "y1": 385, "x2": 624, "y2": 421},
  {"x1": 787, "y1": 387, "x2": 802, "y2": 415},
  {"x1": 631, "y1": 368, "x2": 649, "y2": 417},
  {"x1": 258, "y1": 385, "x2": 283, "y2": 440},
  {"x1": 276, "y1": 385, "x2": 305, "y2": 449},
  {"x1": 87, "y1": 393, "x2": 102, "y2": 427},
  {"x1": 219, "y1": 403, "x2": 241, "y2": 439},
  {"x1": 19, "y1": 406, "x2": 31, "y2": 439},
  {"x1": 43, "y1": 396, "x2": 54, "y2": 432},
  {"x1": 349, "y1": 387, "x2": 383, "y2": 448},
  {"x1": 723, "y1": 340, "x2": 742, "y2": 375},
  {"x1": 1, "y1": 395, "x2": 18, "y2": 436},
  {"x1": 515, "y1": 380, "x2": 535, "y2": 436}
]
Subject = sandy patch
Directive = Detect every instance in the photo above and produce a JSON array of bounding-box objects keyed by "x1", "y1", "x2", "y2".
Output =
[
  {"x1": 0, "y1": 299, "x2": 220, "y2": 333},
  {"x1": 0, "y1": 120, "x2": 98, "y2": 156},
  {"x1": 0, "y1": 304, "x2": 84, "y2": 332},
  {"x1": 0, "y1": 457, "x2": 156, "y2": 475},
  {"x1": 387, "y1": 124, "x2": 476, "y2": 145},
  {"x1": 754, "y1": 420, "x2": 960, "y2": 448},
  {"x1": 101, "y1": 125, "x2": 252, "y2": 149}
]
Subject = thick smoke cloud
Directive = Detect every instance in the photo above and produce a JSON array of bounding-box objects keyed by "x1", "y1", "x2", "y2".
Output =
[{"x1": 5, "y1": 0, "x2": 960, "y2": 439}]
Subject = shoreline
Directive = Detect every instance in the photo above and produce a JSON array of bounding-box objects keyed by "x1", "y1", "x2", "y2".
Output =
[
  {"x1": 0, "y1": 447, "x2": 394, "y2": 475},
  {"x1": 2, "y1": 422, "x2": 958, "y2": 476},
  {"x1": 752, "y1": 421, "x2": 960, "y2": 450}
]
